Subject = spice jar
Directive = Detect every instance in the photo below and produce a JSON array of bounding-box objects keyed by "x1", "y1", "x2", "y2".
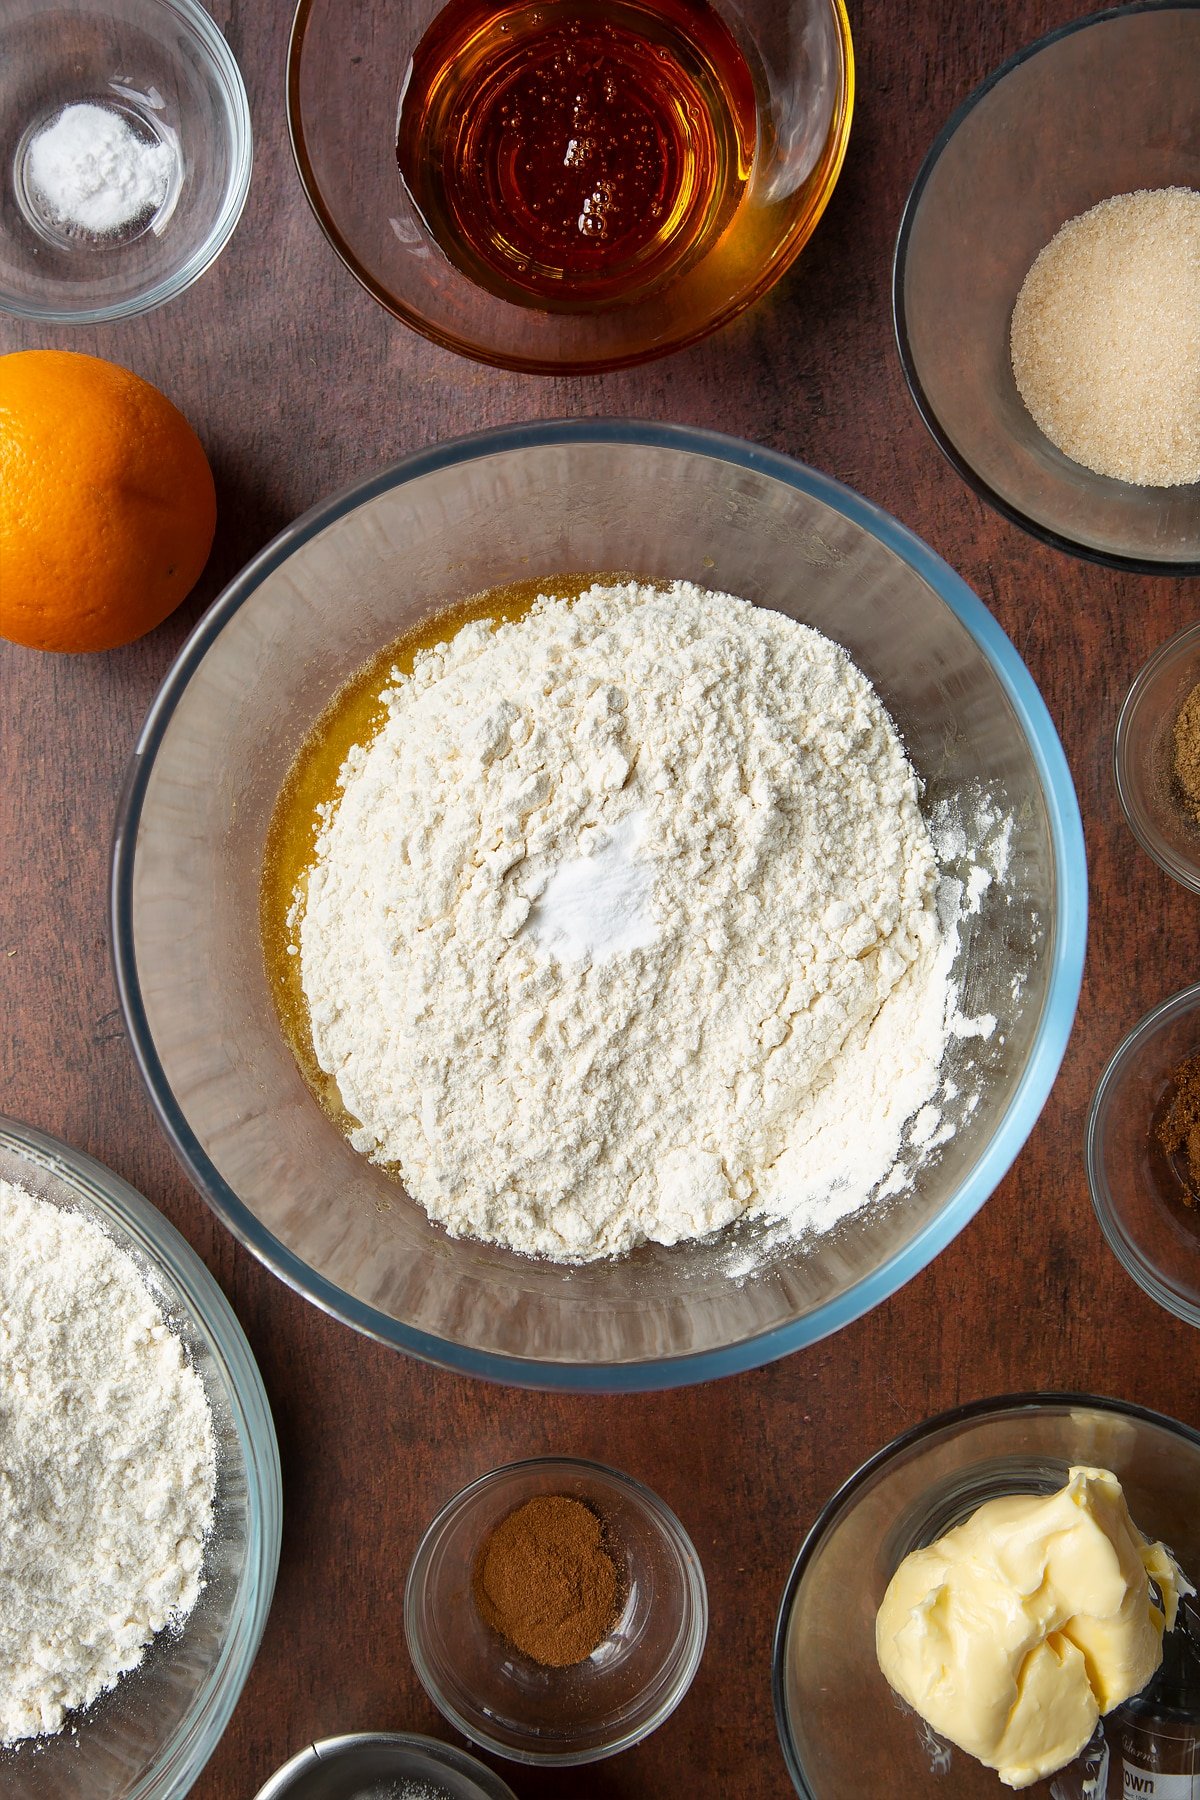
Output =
[{"x1": 1106, "y1": 1599, "x2": 1200, "y2": 1797}]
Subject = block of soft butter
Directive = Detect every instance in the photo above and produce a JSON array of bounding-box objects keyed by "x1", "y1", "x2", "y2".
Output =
[{"x1": 875, "y1": 1465, "x2": 1193, "y2": 1790}]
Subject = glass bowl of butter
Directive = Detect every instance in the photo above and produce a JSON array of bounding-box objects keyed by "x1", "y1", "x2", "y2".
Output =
[{"x1": 773, "y1": 1392, "x2": 1200, "y2": 1798}]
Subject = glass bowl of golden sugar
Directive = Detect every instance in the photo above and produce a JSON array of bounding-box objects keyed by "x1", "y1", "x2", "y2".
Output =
[{"x1": 894, "y1": 3, "x2": 1200, "y2": 575}]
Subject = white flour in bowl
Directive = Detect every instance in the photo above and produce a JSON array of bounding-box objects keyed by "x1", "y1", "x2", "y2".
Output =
[
  {"x1": 299, "y1": 579, "x2": 962, "y2": 1262},
  {"x1": 0, "y1": 1179, "x2": 216, "y2": 1743}
]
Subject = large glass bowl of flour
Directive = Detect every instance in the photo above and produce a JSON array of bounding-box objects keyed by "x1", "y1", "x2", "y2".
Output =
[{"x1": 112, "y1": 421, "x2": 1086, "y2": 1389}]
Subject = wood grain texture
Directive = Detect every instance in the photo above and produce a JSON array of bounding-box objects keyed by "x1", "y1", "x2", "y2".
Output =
[{"x1": 2, "y1": 0, "x2": 1198, "y2": 1795}]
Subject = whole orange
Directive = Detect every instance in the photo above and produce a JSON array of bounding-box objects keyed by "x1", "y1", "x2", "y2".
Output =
[{"x1": 0, "y1": 350, "x2": 217, "y2": 653}]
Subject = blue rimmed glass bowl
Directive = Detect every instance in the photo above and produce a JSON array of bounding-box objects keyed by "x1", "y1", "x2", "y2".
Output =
[
  {"x1": 111, "y1": 420, "x2": 1086, "y2": 1390},
  {"x1": 0, "y1": 1114, "x2": 281, "y2": 1800}
]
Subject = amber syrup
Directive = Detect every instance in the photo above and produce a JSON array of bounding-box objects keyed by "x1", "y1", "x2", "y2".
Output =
[{"x1": 396, "y1": 0, "x2": 757, "y2": 310}]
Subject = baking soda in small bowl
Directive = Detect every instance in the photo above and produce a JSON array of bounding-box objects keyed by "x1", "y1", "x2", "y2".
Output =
[{"x1": 19, "y1": 98, "x2": 178, "y2": 243}]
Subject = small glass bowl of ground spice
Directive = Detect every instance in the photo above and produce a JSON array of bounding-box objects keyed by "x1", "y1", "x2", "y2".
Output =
[
  {"x1": 1115, "y1": 623, "x2": 1200, "y2": 895},
  {"x1": 893, "y1": 3, "x2": 1200, "y2": 574},
  {"x1": 1087, "y1": 983, "x2": 1200, "y2": 1329},
  {"x1": 404, "y1": 1457, "x2": 707, "y2": 1765}
]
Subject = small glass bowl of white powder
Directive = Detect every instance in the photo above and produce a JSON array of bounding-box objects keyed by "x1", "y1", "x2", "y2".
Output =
[
  {"x1": 0, "y1": 1113, "x2": 280, "y2": 1800},
  {"x1": 0, "y1": 0, "x2": 251, "y2": 323}
]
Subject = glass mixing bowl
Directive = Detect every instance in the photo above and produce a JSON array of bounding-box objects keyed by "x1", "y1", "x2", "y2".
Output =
[
  {"x1": 0, "y1": 1114, "x2": 281, "y2": 1800},
  {"x1": 253, "y1": 1732, "x2": 520, "y2": 1800},
  {"x1": 405, "y1": 1457, "x2": 707, "y2": 1763},
  {"x1": 286, "y1": 0, "x2": 853, "y2": 372},
  {"x1": 0, "y1": 0, "x2": 252, "y2": 323},
  {"x1": 1115, "y1": 622, "x2": 1200, "y2": 895},
  {"x1": 894, "y1": 4, "x2": 1200, "y2": 574},
  {"x1": 1087, "y1": 982, "x2": 1200, "y2": 1330},
  {"x1": 774, "y1": 1393, "x2": 1200, "y2": 1799},
  {"x1": 111, "y1": 420, "x2": 1086, "y2": 1389}
]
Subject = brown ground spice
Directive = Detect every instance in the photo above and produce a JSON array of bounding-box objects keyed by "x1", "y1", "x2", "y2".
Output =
[
  {"x1": 472, "y1": 1494, "x2": 620, "y2": 1667},
  {"x1": 1172, "y1": 682, "x2": 1200, "y2": 827},
  {"x1": 1157, "y1": 1050, "x2": 1200, "y2": 1206}
]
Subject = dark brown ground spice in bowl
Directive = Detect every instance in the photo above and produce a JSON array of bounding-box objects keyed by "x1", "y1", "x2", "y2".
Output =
[
  {"x1": 472, "y1": 1494, "x2": 621, "y2": 1667},
  {"x1": 1114, "y1": 628, "x2": 1200, "y2": 897},
  {"x1": 1157, "y1": 1049, "x2": 1200, "y2": 1208}
]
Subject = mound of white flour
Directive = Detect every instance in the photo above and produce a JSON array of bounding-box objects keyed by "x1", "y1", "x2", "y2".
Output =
[
  {"x1": 0, "y1": 1180, "x2": 216, "y2": 1742},
  {"x1": 300, "y1": 580, "x2": 955, "y2": 1261}
]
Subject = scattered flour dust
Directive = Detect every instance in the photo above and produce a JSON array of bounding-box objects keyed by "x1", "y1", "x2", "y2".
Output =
[
  {"x1": 0, "y1": 1179, "x2": 216, "y2": 1744},
  {"x1": 355, "y1": 1784, "x2": 453, "y2": 1800},
  {"x1": 299, "y1": 579, "x2": 969, "y2": 1263}
]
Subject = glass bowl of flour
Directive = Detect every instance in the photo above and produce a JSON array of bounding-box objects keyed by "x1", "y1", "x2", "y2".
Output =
[
  {"x1": 0, "y1": 1114, "x2": 281, "y2": 1798},
  {"x1": 112, "y1": 420, "x2": 1086, "y2": 1389},
  {"x1": 0, "y1": 0, "x2": 251, "y2": 322}
]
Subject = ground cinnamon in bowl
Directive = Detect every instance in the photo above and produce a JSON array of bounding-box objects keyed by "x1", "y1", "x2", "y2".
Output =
[{"x1": 472, "y1": 1494, "x2": 621, "y2": 1667}]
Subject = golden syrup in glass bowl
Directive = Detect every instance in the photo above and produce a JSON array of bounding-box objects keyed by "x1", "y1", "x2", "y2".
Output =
[{"x1": 396, "y1": 0, "x2": 757, "y2": 310}]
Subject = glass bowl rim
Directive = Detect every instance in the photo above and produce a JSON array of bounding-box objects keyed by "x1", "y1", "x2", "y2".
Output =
[
  {"x1": 771, "y1": 1388, "x2": 1200, "y2": 1798},
  {"x1": 0, "y1": 1111, "x2": 282, "y2": 1800},
  {"x1": 1084, "y1": 979, "x2": 1200, "y2": 1327},
  {"x1": 110, "y1": 416, "x2": 1087, "y2": 1392},
  {"x1": 402, "y1": 1453, "x2": 708, "y2": 1767},
  {"x1": 891, "y1": 0, "x2": 1200, "y2": 580},
  {"x1": 252, "y1": 1730, "x2": 521, "y2": 1800},
  {"x1": 0, "y1": 0, "x2": 253, "y2": 326},
  {"x1": 283, "y1": 0, "x2": 855, "y2": 375},
  {"x1": 1113, "y1": 619, "x2": 1200, "y2": 895}
]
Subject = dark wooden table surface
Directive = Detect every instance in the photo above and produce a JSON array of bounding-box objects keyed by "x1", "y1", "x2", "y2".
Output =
[{"x1": 3, "y1": 1, "x2": 1199, "y2": 1794}]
